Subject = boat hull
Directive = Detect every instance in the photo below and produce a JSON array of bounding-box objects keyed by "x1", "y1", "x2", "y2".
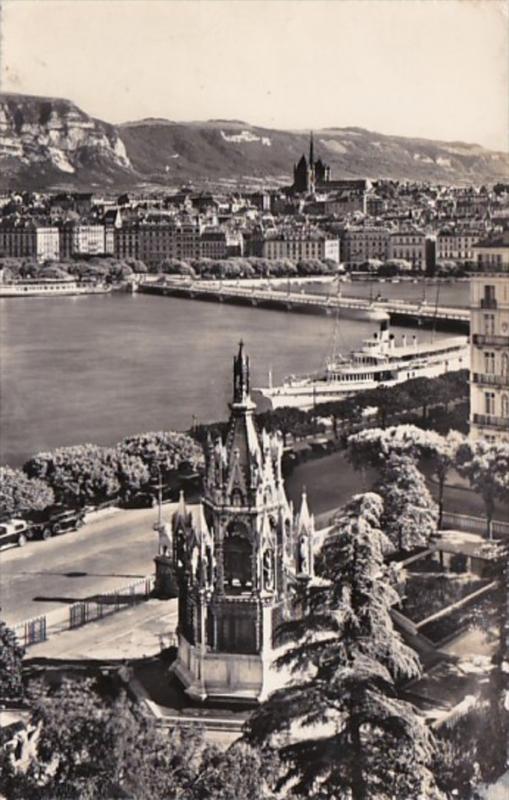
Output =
[
  {"x1": 0, "y1": 285, "x2": 112, "y2": 298},
  {"x1": 253, "y1": 349, "x2": 468, "y2": 411}
]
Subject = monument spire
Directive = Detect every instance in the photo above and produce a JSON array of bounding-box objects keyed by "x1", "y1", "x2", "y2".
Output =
[{"x1": 232, "y1": 339, "x2": 250, "y2": 404}]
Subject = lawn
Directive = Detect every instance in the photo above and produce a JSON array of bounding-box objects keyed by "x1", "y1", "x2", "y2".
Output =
[
  {"x1": 419, "y1": 590, "x2": 496, "y2": 645},
  {"x1": 401, "y1": 572, "x2": 489, "y2": 624}
]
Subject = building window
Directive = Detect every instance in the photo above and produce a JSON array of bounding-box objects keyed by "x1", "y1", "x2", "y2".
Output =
[
  {"x1": 484, "y1": 314, "x2": 495, "y2": 336},
  {"x1": 484, "y1": 352, "x2": 495, "y2": 374},
  {"x1": 502, "y1": 353, "x2": 509, "y2": 377},
  {"x1": 485, "y1": 392, "x2": 495, "y2": 416},
  {"x1": 502, "y1": 395, "x2": 509, "y2": 418}
]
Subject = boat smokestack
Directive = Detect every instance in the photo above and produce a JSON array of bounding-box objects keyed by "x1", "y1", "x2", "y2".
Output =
[
  {"x1": 401, "y1": 334, "x2": 407, "y2": 347},
  {"x1": 412, "y1": 334, "x2": 418, "y2": 349},
  {"x1": 389, "y1": 334, "x2": 395, "y2": 350}
]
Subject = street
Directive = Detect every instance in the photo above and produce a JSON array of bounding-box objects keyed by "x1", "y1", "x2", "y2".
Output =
[
  {"x1": 0, "y1": 506, "x2": 161, "y2": 625},
  {"x1": 1, "y1": 449, "x2": 503, "y2": 628}
]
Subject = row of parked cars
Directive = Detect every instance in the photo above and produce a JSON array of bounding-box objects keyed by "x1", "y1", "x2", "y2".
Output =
[
  {"x1": 0, "y1": 466, "x2": 204, "y2": 551},
  {"x1": 0, "y1": 506, "x2": 86, "y2": 549}
]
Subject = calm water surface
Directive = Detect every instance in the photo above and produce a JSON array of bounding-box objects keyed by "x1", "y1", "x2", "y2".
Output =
[
  {"x1": 0, "y1": 292, "x2": 450, "y2": 466},
  {"x1": 301, "y1": 278, "x2": 470, "y2": 307}
]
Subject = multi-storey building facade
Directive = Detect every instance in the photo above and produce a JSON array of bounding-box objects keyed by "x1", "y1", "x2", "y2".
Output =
[
  {"x1": 436, "y1": 230, "x2": 480, "y2": 264},
  {"x1": 72, "y1": 225, "x2": 106, "y2": 256},
  {"x1": 0, "y1": 224, "x2": 37, "y2": 258},
  {"x1": 36, "y1": 227, "x2": 60, "y2": 262},
  {"x1": 263, "y1": 229, "x2": 339, "y2": 262},
  {"x1": 470, "y1": 234, "x2": 509, "y2": 443},
  {"x1": 341, "y1": 226, "x2": 390, "y2": 266},
  {"x1": 389, "y1": 228, "x2": 427, "y2": 271},
  {"x1": 200, "y1": 230, "x2": 228, "y2": 260},
  {"x1": 114, "y1": 225, "x2": 139, "y2": 260}
]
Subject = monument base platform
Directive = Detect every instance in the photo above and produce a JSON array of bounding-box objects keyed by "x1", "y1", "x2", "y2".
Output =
[{"x1": 171, "y1": 635, "x2": 281, "y2": 705}]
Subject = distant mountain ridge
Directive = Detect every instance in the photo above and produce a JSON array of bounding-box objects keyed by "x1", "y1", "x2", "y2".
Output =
[{"x1": 1, "y1": 92, "x2": 508, "y2": 191}]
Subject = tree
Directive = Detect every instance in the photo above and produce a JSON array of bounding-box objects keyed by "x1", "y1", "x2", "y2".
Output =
[
  {"x1": 348, "y1": 426, "x2": 464, "y2": 529},
  {"x1": 348, "y1": 424, "x2": 426, "y2": 470},
  {"x1": 0, "y1": 619, "x2": 24, "y2": 702},
  {"x1": 23, "y1": 444, "x2": 122, "y2": 508},
  {"x1": 190, "y1": 742, "x2": 279, "y2": 800},
  {"x1": 0, "y1": 678, "x2": 276, "y2": 800},
  {"x1": 246, "y1": 493, "x2": 443, "y2": 799},
  {"x1": 0, "y1": 466, "x2": 54, "y2": 518},
  {"x1": 257, "y1": 407, "x2": 311, "y2": 447},
  {"x1": 456, "y1": 440, "x2": 509, "y2": 539},
  {"x1": 117, "y1": 430, "x2": 204, "y2": 478},
  {"x1": 376, "y1": 453, "x2": 438, "y2": 552},
  {"x1": 112, "y1": 449, "x2": 150, "y2": 502},
  {"x1": 422, "y1": 429, "x2": 464, "y2": 528}
]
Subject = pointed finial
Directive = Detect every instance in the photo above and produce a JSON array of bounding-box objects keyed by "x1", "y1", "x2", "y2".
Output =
[{"x1": 233, "y1": 340, "x2": 250, "y2": 403}]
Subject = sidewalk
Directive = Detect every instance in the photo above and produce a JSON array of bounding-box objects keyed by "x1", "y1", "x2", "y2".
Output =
[{"x1": 24, "y1": 598, "x2": 178, "y2": 661}]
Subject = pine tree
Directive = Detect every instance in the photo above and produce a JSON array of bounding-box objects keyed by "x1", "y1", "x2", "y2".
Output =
[{"x1": 246, "y1": 493, "x2": 444, "y2": 799}]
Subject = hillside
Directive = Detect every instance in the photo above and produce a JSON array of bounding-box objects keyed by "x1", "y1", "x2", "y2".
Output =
[{"x1": 1, "y1": 92, "x2": 508, "y2": 190}]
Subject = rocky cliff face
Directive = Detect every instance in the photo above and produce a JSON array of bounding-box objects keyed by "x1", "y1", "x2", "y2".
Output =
[
  {"x1": 0, "y1": 92, "x2": 507, "y2": 190},
  {"x1": 0, "y1": 93, "x2": 133, "y2": 188}
]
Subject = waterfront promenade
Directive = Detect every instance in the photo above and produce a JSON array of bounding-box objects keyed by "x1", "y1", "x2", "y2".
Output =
[{"x1": 139, "y1": 278, "x2": 470, "y2": 332}]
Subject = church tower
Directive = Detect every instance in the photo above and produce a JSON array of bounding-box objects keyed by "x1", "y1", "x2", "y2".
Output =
[{"x1": 171, "y1": 343, "x2": 314, "y2": 703}]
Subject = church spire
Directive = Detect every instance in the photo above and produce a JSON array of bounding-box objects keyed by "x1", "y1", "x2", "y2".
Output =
[{"x1": 232, "y1": 339, "x2": 250, "y2": 405}]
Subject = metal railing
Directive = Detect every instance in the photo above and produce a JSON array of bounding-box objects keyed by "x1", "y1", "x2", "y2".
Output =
[
  {"x1": 473, "y1": 334, "x2": 509, "y2": 347},
  {"x1": 12, "y1": 575, "x2": 155, "y2": 647},
  {"x1": 472, "y1": 413, "x2": 509, "y2": 430},
  {"x1": 472, "y1": 372, "x2": 509, "y2": 388},
  {"x1": 480, "y1": 298, "x2": 497, "y2": 309},
  {"x1": 440, "y1": 511, "x2": 509, "y2": 539}
]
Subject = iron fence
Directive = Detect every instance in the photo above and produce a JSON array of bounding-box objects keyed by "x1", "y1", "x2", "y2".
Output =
[
  {"x1": 11, "y1": 575, "x2": 154, "y2": 647},
  {"x1": 441, "y1": 511, "x2": 509, "y2": 539}
]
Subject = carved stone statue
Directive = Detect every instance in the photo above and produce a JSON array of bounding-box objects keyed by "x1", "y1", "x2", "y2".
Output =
[
  {"x1": 263, "y1": 548, "x2": 274, "y2": 591},
  {"x1": 299, "y1": 535, "x2": 309, "y2": 574}
]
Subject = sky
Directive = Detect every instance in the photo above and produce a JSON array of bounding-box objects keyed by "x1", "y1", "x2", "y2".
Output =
[{"x1": 0, "y1": 0, "x2": 508, "y2": 150}]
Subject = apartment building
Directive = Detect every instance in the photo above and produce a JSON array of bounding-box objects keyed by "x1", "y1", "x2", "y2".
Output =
[
  {"x1": 0, "y1": 224, "x2": 37, "y2": 258},
  {"x1": 470, "y1": 233, "x2": 509, "y2": 443},
  {"x1": 72, "y1": 225, "x2": 106, "y2": 255},
  {"x1": 389, "y1": 228, "x2": 427, "y2": 271},
  {"x1": 262, "y1": 228, "x2": 339, "y2": 262},
  {"x1": 436, "y1": 230, "x2": 480, "y2": 263},
  {"x1": 341, "y1": 226, "x2": 390, "y2": 266},
  {"x1": 36, "y1": 227, "x2": 60, "y2": 262}
]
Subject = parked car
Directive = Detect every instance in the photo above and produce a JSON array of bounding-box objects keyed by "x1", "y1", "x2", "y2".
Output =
[
  {"x1": 0, "y1": 519, "x2": 35, "y2": 549},
  {"x1": 29, "y1": 506, "x2": 86, "y2": 540},
  {"x1": 122, "y1": 484, "x2": 178, "y2": 509}
]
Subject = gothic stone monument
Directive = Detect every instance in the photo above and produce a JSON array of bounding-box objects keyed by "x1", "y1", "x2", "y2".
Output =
[{"x1": 170, "y1": 342, "x2": 315, "y2": 703}]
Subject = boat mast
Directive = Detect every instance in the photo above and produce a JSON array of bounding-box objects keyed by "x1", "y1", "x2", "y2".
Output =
[{"x1": 432, "y1": 281, "x2": 440, "y2": 342}]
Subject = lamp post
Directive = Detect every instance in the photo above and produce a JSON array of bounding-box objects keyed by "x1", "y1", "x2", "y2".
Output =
[{"x1": 152, "y1": 457, "x2": 165, "y2": 534}]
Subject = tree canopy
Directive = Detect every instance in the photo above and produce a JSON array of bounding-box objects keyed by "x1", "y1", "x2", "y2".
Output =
[
  {"x1": 0, "y1": 678, "x2": 277, "y2": 800},
  {"x1": 456, "y1": 440, "x2": 509, "y2": 538},
  {"x1": 23, "y1": 444, "x2": 122, "y2": 508},
  {"x1": 246, "y1": 493, "x2": 442, "y2": 799},
  {"x1": 376, "y1": 453, "x2": 438, "y2": 552},
  {"x1": 0, "y1": 466, "x2": 54, "y2": 518},
  {"x1": 117, "y1": 430, "x2": 204, "y2": 477}
]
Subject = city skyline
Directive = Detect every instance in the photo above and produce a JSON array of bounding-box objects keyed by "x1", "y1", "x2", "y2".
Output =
[{"x1": 0, "y1": 0, "x2": 508, "y2": 151}]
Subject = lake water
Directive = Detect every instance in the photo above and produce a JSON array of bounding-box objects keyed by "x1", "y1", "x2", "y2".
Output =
[
  {"x1": 0, "y1": 292, "x2": 451, "y2": 466},
  {"x1": 297, "y1": 278, "x2": 470, "y2": 308}
]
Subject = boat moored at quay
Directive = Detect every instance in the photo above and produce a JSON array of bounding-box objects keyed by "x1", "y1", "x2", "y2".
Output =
[
  {"x1": 0, "y1": 278, "x2": 112, "y2": 297},
  {"x1": 252, "y1": 320, "x2": 469, "y2": 411}
]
